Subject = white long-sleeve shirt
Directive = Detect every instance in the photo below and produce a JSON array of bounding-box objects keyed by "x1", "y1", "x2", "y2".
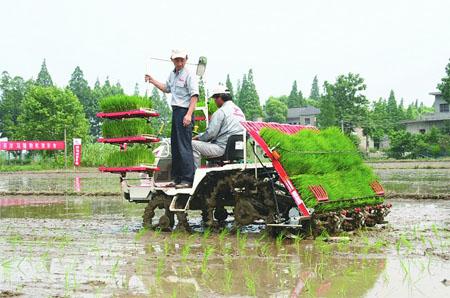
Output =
[{"x1": 198, "y1": 101, "x2": 246, "y2": 148}]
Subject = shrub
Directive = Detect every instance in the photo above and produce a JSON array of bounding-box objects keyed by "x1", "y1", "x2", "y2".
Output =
[
  {"x1": 387, "y1": 128, "x2": 450, "y2": 159},
  {"x1": 99, "y1": 95, "x2": 152, "y2": 113}
]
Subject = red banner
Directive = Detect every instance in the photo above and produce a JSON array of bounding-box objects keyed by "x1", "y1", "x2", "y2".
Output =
[
  {"x1": 73, "y1": 138, "x2": 82, "y2": 166},
  {"x1": 0, "y1": 141, "x2": 65, "y2": 151}
]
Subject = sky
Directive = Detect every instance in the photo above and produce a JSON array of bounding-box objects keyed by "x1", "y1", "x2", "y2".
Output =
[{"x1": 0, "y1": 0, "x2": 449, "y2": 106}]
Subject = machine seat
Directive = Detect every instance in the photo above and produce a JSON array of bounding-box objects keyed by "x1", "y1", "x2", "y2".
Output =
[{"x1": 206, "y1": 134, "x2": 244, "y2": 165}]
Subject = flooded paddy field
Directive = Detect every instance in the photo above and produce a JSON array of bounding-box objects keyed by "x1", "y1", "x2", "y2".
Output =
[{"x1": 0, "y1": 161, "x2": 449, "y2": 297}]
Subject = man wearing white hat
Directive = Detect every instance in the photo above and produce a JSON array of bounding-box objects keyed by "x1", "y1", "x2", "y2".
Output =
[
  {"x1": 192, "y1": 85, "x2": 246, "y2": 168},
  {"x1": 145, "y1": 49, "x2": 198, "y2": 188}
]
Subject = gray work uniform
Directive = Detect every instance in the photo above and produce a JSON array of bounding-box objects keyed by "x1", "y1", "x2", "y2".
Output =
[
  {"x1": 166, "y1": 67, "x2": 199, "y2": 107},
  {"x1": 192, "y1": 101, "x2": 246, "y2": 167},
  {"x1": 165, "y1": 67, "x2": 199, "y2": 183}
]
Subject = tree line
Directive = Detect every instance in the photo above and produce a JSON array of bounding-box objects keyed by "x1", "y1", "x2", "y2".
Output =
[{"x1": 1, "y1": 58, "x2": 449, "y2": 157}]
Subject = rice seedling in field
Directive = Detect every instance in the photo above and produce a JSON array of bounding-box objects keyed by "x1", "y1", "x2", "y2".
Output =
[
  {"x1": 99, "y1": 95, "x2": 152, "y2": 112},
  {"x1": 218, "y1": 228, "x2": 229, "y2": 246},
  {"x1": 102, "y1": 119, "x2": 153, "y2": 138},
  {"x1": 260, "y1": 127, "x2": 382, "y2": 212},
  {"x1": 104, "y1": 144, "x2": 155, "y2": 167},
  {"x1": 244, "y1": 271, "x2": 257, "y2": 296},
  {"x1": 223, "y1": 269, "x2": 233, "y2": 293},
  {"x1": 201, "y1": 245, "x2": 215, "y2": 275},
  {"x1": 155, "y1": 257, "x2": 165, "y2": 283}
]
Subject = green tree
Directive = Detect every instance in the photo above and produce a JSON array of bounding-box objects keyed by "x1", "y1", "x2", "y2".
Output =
[
  {"x1": 287, "y1": 80, "x2": 305, "y2": 108},
  {"x1": 437, "y1": 58, "x2": 450, "y2": 103},
  {"x1": 133, "y1": 83, "x2": 140, "y2": 96},
  {"x1": 317, "y1": 73, "x2": 369, "y2": 132},
  {"x1": 367, "y1": 98, "x2": 388, "y2": 143},
  {"x1": 238, "y1": 69, "x2": 262, "y2": 120},
  {"x1": 310, "y1": 75, "x2": 320, "y2": 100},
  {"x1": 36, "y1": 59, "x2": 53, "y2": 87},
  {"x1": 386, "y1": 90, "x2": 401, "y2": 129},
  {"x1": 198, "y1": 78, "x2": 206, "y2": 102},
  {"x1": 235, "y1": 79, "x2": 241, "y2": 106},
  {"x1": 15, "y1": 86, "x2": 89, "y2": 144},
  {"x1": 68, "y1": 66, "x2": 99, "y2": 136},
  {"x1": 150, "y1": 87, "x2": 171, "y2": 137},
  {"x1": 225, "y1": 74, "x2": 235, "y2": 100},
  {"x1": 264, "y1": 98, "x2": 288, "y2": 123},
  {"x1": 0, "y1": 72, "x2": 31, "y2": 138}
]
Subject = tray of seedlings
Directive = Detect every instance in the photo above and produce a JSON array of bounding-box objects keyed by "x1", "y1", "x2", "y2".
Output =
[
  {"x1": 96, "y1": 95, "x2": 159, "y2": 119},
  {"x1": 260, "y1": 126, "x2": 390, "y2": 232},
  {"x1": 97, "y1": 95, "x2": 160, "y2": 174}
]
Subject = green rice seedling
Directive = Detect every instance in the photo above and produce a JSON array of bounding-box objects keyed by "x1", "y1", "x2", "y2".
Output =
[
  {"x1": 111, "y1": 259, "x2": 120, "y2": 279},
  {"x1": 201, "y1": 245, "x2": 215, "y2": 274},
  {"x1": 237, "y1": 232, "x2": 248, "y2": 255},
  {"x1": 260, "y1": 242, "x2": 270, "y2": 257},
  {"x1": 164, "y1": 239, "x2": 171, "y2": 255},
  {"x1": 223, "y1": 269, "x2": 233, "y2": 293},
  {"x1": 181, "y1": 243, "x2": 191, "y2": 263},
  {"x1": 104, "y1": 144, "x2": 155, "y2": 167},
  {"x1": 244, "y1": 271, "x2": 257, "y2": 296},
  {"x1": 260, "y1": 127, "x2": 382, "y2": 212},
  {"x1": 99, "y1": 95, "x2": 152, "y2": 112},
  {"x1": 294, "y1": 235, "x2": 303, "y2": 254},
  {"x1": 275, "y1": 233, "x2": 284, "y2": 250},
  {"x1": 155, "y1": 257, "x2": 165, "y2": 283},
  {"x1": 202, "y1": 228, "x2": 211, "y2": 243},
  {"x1": 218, "y1": 228, "x2": 229, "y2": 246},
  {"x1": 135, "y1": 228, "x2": 149, "y2": 241},
  {"x1": 102, "y1": 118, "x2": 154, "y2": 138}
]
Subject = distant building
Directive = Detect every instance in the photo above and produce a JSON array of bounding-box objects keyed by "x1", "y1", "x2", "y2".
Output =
[
  {"x1": 287, "y1": 106, "x2": 320, "y2": 126},
  {"x1": 401, "y1": 92, "x2": 450, "y2": 133}
]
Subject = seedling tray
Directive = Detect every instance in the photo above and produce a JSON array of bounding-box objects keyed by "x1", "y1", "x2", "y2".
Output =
[
  {"x1": 99, "y1": 165, "x2": 160, "y2": 173},
  {"x1": 98, "y1": 135, "x2": 160, "y2": 144},
  {"x1": 97, "y1": 109, "x2": 159, "y2": 119}
]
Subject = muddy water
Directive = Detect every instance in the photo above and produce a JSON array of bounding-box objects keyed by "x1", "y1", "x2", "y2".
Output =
[
  {"x1": 2, "y1": 163, "x2": 449, "y2": 195},
  {"x1": 0, "y1": 171, "x2": 121, "y2": 193},
  {"x1": 0, "y1": 194, "x2": 449, "y2": 297}
]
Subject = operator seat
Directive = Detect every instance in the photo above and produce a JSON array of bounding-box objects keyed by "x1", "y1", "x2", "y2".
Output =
[{"x1": 206, "y1": 134, "x2": 245, "y2": 165}]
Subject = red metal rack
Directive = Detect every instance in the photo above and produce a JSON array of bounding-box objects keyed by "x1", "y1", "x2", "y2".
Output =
[
  {"x1": 96, "y1": 109, "x2": 159, "y2": 119},
  {"x1": 97, "y1": 108, "x2": 160, "y2": 174},
  {"x1": 99, "y1": 165, "x2": 160, "y2": 173},
  {"x1": 98, "y1": 136, "x2": 160, "y2": 144},
  {"x1": 241, "y1": 121, "x2": 314, "y2": 217}
]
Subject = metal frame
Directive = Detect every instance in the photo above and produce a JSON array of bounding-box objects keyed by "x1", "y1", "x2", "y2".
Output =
[{"x1": 240, "y1": 121, "x2": 316, "y2": 217}]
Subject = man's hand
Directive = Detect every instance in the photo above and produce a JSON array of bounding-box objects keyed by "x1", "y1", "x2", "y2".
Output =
[
  {"x1": 144, "y1": 74, "x2": 154, "y2": 84},
  {"x1": 183, "y1": 113, "x2": 192, "y2": 127}
]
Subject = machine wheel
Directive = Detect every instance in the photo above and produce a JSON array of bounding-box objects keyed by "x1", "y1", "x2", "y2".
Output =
[
  {"x1": 142, "y1": 193, "x2": 174, "y2": 230},
  {"x1": 205, "y1": 175, "x2": 234, "y2": 228}
]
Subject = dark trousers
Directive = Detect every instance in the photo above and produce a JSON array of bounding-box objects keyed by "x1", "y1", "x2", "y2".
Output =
[{"x1": 171, "y1": 106, "x2": 195, "y2": 183}]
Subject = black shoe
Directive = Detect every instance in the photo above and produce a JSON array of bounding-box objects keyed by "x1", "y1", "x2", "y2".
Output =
[{"x1": 175, "y1": 182, "x2": 192, "y2": 189}]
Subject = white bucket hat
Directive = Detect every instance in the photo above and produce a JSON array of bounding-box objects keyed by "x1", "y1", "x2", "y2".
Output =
[{"x1": 171, "y1": 49, "x2": 188, "y2": 60}]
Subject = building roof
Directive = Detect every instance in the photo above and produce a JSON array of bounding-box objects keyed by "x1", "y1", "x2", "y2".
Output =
[
  {"x1": 401, "y1": 113, "x2": 450, "y2": 124},
  {"x1": 287, "y1": 106, "x2": 321, "y2": 118},
  {"x1": 429, "y1": 91, "x2": 442, "y2": 96}
]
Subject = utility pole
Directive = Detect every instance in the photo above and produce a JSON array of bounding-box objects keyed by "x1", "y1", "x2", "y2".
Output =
[{"x1": 340, "y1": 120, "x2": 344, "y2": 133}]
